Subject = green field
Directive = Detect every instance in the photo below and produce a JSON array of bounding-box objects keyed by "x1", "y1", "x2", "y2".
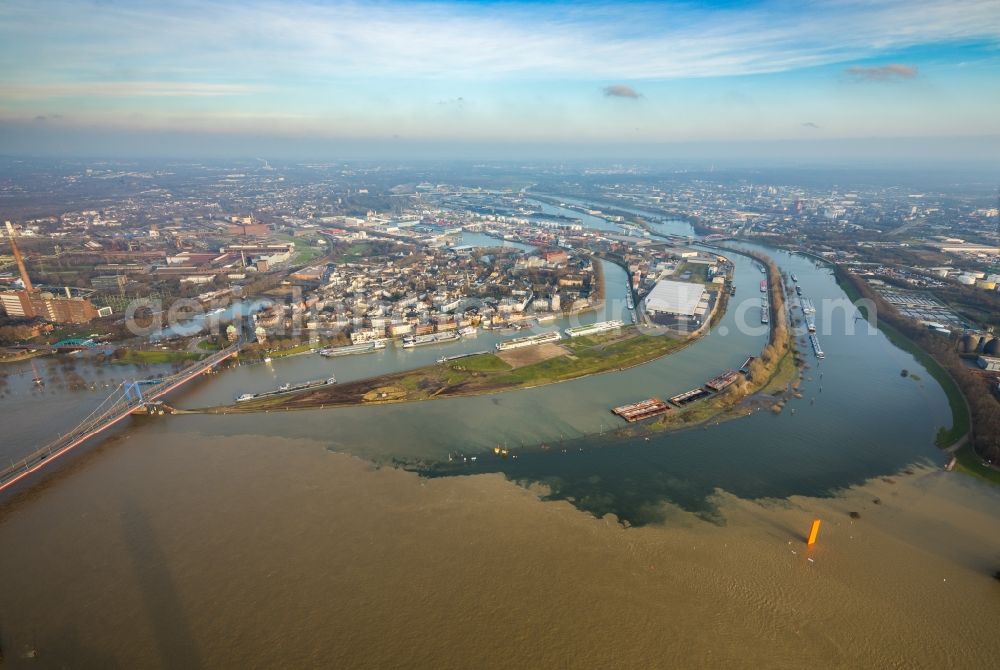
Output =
[{"x1": 115, "y1": 349, "x2": 205, "y2": 365}]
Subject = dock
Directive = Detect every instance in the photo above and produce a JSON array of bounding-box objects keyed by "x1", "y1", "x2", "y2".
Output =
[
  {"x1": 611, "y1": 398, "x2": 671, "y2": 422},
  {"x1": 705, "y1": 369, "x2": 742, "y2": 391},
  {"x1": 670, "y1": 388, "x2": 711, "y2": 406}
]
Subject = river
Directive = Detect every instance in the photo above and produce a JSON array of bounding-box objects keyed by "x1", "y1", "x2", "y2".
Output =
[{"x1": 0, "y1": 203, "x2": 997, "y2": 667}]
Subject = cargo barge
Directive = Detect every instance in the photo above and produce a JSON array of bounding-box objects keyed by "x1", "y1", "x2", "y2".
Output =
[
  {"x1": 625, "y1": 290, "x2": 635, "y2": 310},
  {"x1": 438, "y1": 350, "x2": 490, "y2": 363},
  {"x1": 565, "y1": 320, "x2": 624, "y2": 338},
  {"x1": 800, "y1": 298, "x2": 815, "y2": 314},
  {"x1": 806, "y1": 316, "x2": 816, "y2": 333},
  {"x1": 611, "y1": 398, "x2": 671, "y2": 422},
  {"x1": 236, "y1": 376, "x2": 336, "y2": 403},
  {"x1": 402, "y1": 331, "x2": 461, "y2": 348},
  {"x1": 761, "y1": 297, "x2": 770, "y2": 324},
  {"x1": 759, "y1": 279, "x2": 767, "y2": 292},
  {"x1": 495, "y1": 330, "x2": 562, "y2": 351},
  {"x1": 705, "y1": 369, "x2": 742, "y2": 391},
  {"x1": 670, "y1": 387, "x2": 711, "y2": 406},
  {"x1": 319, "y1": 340, "x2": 387, "y2": 357},
  {"x1": 809, "y1": 333, "x2": 825, "y2": 359}
]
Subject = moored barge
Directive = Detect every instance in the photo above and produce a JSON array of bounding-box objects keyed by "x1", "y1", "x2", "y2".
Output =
[
  {"x1": 611, "y1": 398, "x2": 671, "y2": 422},
  {"x1": 670, "y1": 387, "x2": 711, "y2": 406},
  {"x1": 496, "y1": 330, "x2": 562, "y2": 351},
  {"x1": 705, "y1": 369, "x2": 742, "y2": 391},
  {"x1": 320, "y1": 340, "x2": 387, "y2": 357},
  {"x1": 236, "y1": 376, "x2": 336, "y2": 403}
]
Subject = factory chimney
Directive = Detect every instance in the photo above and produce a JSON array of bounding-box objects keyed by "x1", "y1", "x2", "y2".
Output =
[{"x1": 5, "y1": 221, "x2": 33, "y2": 292}]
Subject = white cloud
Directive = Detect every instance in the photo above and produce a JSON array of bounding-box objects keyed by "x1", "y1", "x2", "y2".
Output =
[{"x1": 1, "y1": 0, "x2": 999, "y2": 87}]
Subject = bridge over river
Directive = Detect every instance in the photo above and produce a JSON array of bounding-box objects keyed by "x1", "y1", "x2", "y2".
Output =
[{"x1": 0, "y1": 340, "x2": 243, "y2": 494}]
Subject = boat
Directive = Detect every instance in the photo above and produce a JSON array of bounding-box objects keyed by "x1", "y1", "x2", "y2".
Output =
[
  {"x1": 235, "y1": 376, "x2": 336, "y2": 402},
  {"x1": 791, "y1": 274, "x2": 799, "y2": 282},
  {"x1": 801, "y1": 298, "x2": 815, "y2": 314},
  {"x1": 263, "y1": 357, "x2": 272, "y2": 363},
  {"x1": 319, "y1": 340, "x2": 387, "y2": 357},
  {"x1": 625, "y1": 290, "x2": 635, "y2": 310},
  {"x1": 670, "y1": 387, "x2": 711, "y2": 406},
  {"x1": 496, "y1": 330, "x2": 562, "y2": 351},
  {"x1": 759, "y1": 280, "x2": 767, "y2": 292},
  {"x1": 565, "y1": 320, "x2": 624, "y2": 338},
  {"x1": 705, "y1": 369, "x2": 742, "y2": 391},
  {"x1": 795, "y1": 285, "x2": 802, "y2": 296},
  {"x1": 806, "y1": 316, "x2": 816, "y2": 333},
  {"x1": 759, "y1": 265, "x2": 766, "y2": 273},
  {"x1": 809, "y1": 333, "x2": 825, "y2": 359},
  {"x1": 31, "y1": 359, "x2": 44, "y2": 386},
  {"x1": 612, "y1": 398, "x2": 670, "y2": 422},
  {"x1": 401, "y1": 331, "x2": 461, "y2": 348},
  {"x1": 458, "y1": 325, "x2": 478, "y2": 337}
]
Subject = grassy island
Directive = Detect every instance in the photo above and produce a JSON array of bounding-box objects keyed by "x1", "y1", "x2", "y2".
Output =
[{"x1": 215, "y1": 326, "x2": 689, "y2": 412}]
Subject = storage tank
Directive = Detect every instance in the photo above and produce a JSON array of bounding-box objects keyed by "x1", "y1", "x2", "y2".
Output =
[
  {"x1": 974, "y1": 335, "x2": 986, "y2": 352},
  {"x1": 984, "y1": 338, "x2": 1000, "y2": 356},
  {"x1": 959, "y1": 333, "x2": 975, "y2": 353}
]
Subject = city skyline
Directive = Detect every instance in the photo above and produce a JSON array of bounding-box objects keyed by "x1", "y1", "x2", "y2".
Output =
[{"x1": 2, "y1": 0, "x2": 1000, "y2": 161}]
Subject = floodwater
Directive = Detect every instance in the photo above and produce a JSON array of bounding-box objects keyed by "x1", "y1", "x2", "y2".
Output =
[{"x1": 1, "y1": 206, "x2": 998, "y2": 667}]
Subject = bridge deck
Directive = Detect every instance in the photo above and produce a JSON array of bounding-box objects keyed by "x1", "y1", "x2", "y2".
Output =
[{"x1": 0, "y1": 342, "x2": 241, "y2": 494}]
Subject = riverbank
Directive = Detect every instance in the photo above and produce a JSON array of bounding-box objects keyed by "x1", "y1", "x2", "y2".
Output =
[
  {"x1": 0, "y1": 349, "x2": 46, "y2": 364},
  {"x1": 832, "y1": 266, "x2": 971, "y2": 449},
  {"x1": 210, "y1": 325, "x2": 690, "y2": 412}
]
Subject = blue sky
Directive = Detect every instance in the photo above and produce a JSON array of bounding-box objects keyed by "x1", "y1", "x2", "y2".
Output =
[{"x1": 1, "y1": 0, "x2": 999, "y2": 160}]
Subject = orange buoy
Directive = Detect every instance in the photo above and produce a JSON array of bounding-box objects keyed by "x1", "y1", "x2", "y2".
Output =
[{"x1": 807, "y1": 519, "x2": 821, "y2": 546}]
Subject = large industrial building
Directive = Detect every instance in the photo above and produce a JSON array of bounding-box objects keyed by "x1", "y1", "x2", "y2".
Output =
[
  {"x1": 1, "y1": 222, "x2": 105, "y2": 324},
  {"x1": 642, "y1": 279, "x2": 709, "y2": 326}
]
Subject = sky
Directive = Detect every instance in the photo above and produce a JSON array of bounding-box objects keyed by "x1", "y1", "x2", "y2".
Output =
[{"x1": 1, "y1": 0, "x2": 999, "y2": 162}]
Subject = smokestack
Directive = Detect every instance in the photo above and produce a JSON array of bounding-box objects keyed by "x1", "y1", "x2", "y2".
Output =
[{"x1": 5, "y1": 222, "x2": 33, "y2": 292}]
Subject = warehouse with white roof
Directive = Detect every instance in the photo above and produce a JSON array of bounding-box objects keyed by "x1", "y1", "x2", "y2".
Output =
[{"x1": 642, "y1": 279, "x2": 709, "y2": 324}]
